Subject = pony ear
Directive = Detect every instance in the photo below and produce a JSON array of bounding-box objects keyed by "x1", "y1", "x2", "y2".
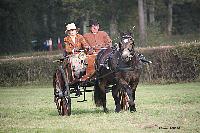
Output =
[
  {"x1": 120, "y1": 32, "x2": 125, "y2": 37},
  {"x1": 113, "y1": 43, "x2": 119, "y2": 50},
  {"x1": 118, "y1": 41, "x2": 122, "y2": 49},
  {"x1": 128, "y1": 32, "x2": 132, "y2": 36}
]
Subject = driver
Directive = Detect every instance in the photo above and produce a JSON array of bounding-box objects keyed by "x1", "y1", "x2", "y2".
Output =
[
  {"x1": 83, "y1": 19, "x2": 112, "y2": 53},
  {"x1": 80, "y1": 19, "x2": 112, "y2": 81},
  {"x1": 64, "y1": 23, "x2": 88, "y2": 55}
]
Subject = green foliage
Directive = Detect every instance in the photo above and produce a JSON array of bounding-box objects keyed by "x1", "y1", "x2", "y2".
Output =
[
  {"x1": 0, "y1": 44, "x2": 199, "y2": 86},
  {"x1": 0, "y1": 0, "x2": 67, "y2": 55},
  {"x1": 173, "y1": 1, "x2": 200, "y2": 34},
  {"x1": 139, "y1": 43, "x2": 200, "y2": 83},
  {"x1": 0, "y1": 0, "x2": 33, "y2": 54},
  {"x1": 174, "y1": 44, "x2": 200, "y2": 79},
  {"x1": 146, "y1": 22, "x2": 165, "y2": 46},
  {"x1": 0, "y1": 0, "x2": 200, "y2": 54},
  {"x1": 0, "y1": 56, "x2": 59, "y2": 86}
]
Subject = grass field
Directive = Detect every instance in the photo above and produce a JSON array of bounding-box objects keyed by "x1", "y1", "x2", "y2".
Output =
[{"x1": 0, "y1": 82, "x2": 200, "y2": 133}]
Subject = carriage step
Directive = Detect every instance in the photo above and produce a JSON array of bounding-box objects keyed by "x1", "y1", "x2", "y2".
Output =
[
  {"x1": 77, "y1": 100, "x2": 87, "y2": 102},
  {"x1": 83, "y1": 90, "x2": 93, "y2": 92},
  {"x1": 71, "y1": 96, "x2": 79, "y2": 98}
]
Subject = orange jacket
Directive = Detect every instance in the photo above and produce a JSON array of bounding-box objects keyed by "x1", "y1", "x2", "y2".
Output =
[
  {"x1": 83, "y1": 31, "x2": 112, "y2": 51},
  {"x1": 64, "y1": 34, "x2": 88, "y2": 54}
]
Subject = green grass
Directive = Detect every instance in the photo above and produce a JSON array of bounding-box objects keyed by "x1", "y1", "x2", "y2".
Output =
[{"x1": 0, "y1": 82, "x2": 200, "y2": 133}]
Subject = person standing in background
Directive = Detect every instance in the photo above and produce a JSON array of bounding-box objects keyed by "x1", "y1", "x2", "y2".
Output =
[
  {"x1": 46, "y1": 39, "x2": 49, "y2": 51},
  {"x1": 57, "y1": 37, "x2": 62, "y2": 50},
  {"x1": 49, "y1": 38, "x2": 53, "y2": 51}
]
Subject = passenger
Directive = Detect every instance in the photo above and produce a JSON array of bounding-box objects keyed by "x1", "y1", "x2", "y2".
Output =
[
  {"x1": 64, "y1": 23, "x2": 88, "y2": 96},
  {"x1": 64, "y1": 23, "x2": 88, "y2": 55}
]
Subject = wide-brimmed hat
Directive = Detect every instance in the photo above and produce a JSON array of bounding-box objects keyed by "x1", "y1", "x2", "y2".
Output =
[
  {"x1": 66, "y1": 23, "x2": 77, "y2": 31},
  {"x1": 87, "y1": 19, "x2": 99, "y2": 27}
]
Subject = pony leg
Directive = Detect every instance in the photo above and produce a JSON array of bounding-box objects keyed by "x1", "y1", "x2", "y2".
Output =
[
  {"x1": 94, "y1": 80, "x2": 103, "y2": 107},
  {"x1": 102, "y1": 91, "x2": 108, "y2": 112},
  {"x1": 94, "y1": 80, "x2": 108, "y2": 112},
  {"x1": 99, "y1": 80, "x2": 108, "y2": 112},
  {"x1": 129, "y1": 82, "x2": 138, "y2": 112},
  {"x1": 112, "y1": 85, "x2": 121, "y2": 112},
  {"x1": 130, "y1": 90, "x2": 136, "y2": 112},
  {"x1": 122, "y1": 84, "x2": 136, "y2": 112},
  {"x1": 117, "y1": 78, "x2": 135, "y2": 112}
]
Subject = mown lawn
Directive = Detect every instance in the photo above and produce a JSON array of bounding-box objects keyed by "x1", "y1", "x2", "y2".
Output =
[{"x1": 0, "y1": 82, "x2": 200, "y2": 133}]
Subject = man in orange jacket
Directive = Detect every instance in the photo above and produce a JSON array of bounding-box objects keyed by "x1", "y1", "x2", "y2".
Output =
[
  {"x1": 83, "y1": 19, "x2": 112, "y2": 52},
  {"x1": 81, "y1": 20, "x2": 112, "y2": 81}
]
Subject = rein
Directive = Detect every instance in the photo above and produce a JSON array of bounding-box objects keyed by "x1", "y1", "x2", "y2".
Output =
[
  {"x1": 95, "y1": 49, "x2": 136, "y2": 79},
  {"x1": 117, "y1": 67, "x2": 135, "y2": 71},
  {"x1": 96, "y1": 64, "x2": 135, "y2": 80}
]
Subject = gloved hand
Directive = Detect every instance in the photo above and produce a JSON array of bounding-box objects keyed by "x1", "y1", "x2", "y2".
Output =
[
  {"x1": 88, "y1": 48, "x2": 94, "y2": 55},
  {"x1": 138, "y1": 54, "x2": 152, "y2": 64}
]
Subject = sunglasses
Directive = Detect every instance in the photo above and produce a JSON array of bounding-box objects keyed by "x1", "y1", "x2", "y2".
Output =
[{"x1": 68, "y1": 29, "x2": 76, "y2": 31}]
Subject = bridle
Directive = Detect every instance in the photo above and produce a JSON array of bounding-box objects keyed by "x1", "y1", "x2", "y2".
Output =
[{"x1": 119, "y1": 34, "x2": 135, "y2": 62}]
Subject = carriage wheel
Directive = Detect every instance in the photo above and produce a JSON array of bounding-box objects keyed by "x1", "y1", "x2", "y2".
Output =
[{"x1": 53, "y1": 69, "x2": 71, "y2": 116}]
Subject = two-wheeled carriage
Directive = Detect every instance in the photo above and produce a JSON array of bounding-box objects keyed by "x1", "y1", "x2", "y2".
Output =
[
  {"x1": 53, "y1": 32, "x2": 151, "y2": 116},
  {"x1": 53, "y1": 50, "x2": 99, "y2": 116},
  {"x1": 53, "y1": 49, "x2": 131, "y2": 116}
]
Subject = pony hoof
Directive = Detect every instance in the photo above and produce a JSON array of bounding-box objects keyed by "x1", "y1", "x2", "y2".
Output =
[
  {"x1": 115, "y1": 106, "x2": 121, "y2": 113},
  {"x1": 130, "y1": 107, "x2": 136, "y2": 112},
  {"x1": 130, "y1": 109, "x2": 136, "y2": 113},
  {"x1": 115, "y1": 109, "x2": 121, "y2": 113}
]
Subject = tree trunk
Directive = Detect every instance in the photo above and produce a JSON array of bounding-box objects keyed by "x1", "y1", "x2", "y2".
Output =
[
  {"x1": 83, "y1": 11, "x2": 89, "y2": 34},
  {"x1": 149, "y1": 0, "x2": 155, "y2": 25},
  {"x1": 50, "y1": 0, "x2": 56, "y2": 33},
  {"x1": 143, "y1": 0, "x2": 148, "y2": 26},
  {"x1": 43, "y1": 14, "x2": 48, "y2": 28},
  {"x1": 109, "y1": 0, "x2": 118, "y2": 38},
  {"x1": 110, "y1": 15, "x2": 118, "y2": 39},
  {"x1": 138, "y1": 0, "x2": 146, "y2": 46},
  {"x1": 167, "y1": 0, "x2": 173, "y2": 36}
]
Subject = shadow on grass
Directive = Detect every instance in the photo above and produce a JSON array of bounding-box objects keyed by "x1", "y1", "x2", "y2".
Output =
[
  {"x1": 72, "y1": 108, "x2": 107, "y2": 115},
  {"x1": 49, "y1": 108, "x2": 112, "y2": 116}
]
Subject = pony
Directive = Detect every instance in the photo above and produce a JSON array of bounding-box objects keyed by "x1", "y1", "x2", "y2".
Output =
[
  {"x1": 53, "y1": 59, "x2": 71, "y2": 116},
  {"x1": 94, "y1": 32, "x2": 142, "y2": 112}
]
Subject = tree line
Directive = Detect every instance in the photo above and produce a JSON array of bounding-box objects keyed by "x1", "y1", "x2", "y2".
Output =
[{"x1": 0, "y1": 0, "x2": 200, "y2": 55}]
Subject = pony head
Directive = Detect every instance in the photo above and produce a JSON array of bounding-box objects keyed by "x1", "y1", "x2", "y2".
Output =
[{"x1": 119, "y1": 32, "x2": 135, "y2": 62}]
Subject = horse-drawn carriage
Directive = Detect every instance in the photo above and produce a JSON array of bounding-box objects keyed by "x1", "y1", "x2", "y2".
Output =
[{"x1": 53, "y1": 32, "x2": 151, "y2": 116}]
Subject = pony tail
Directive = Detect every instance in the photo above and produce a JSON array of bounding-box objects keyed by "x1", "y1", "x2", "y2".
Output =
[{"x1": 94, "y1": 80, "x2": 104, "y2": 107}]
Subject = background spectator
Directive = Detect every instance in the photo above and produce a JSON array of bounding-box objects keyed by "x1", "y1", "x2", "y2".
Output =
[{"x1": 49, "y1": 38, "x2": 53, "y2": 51}]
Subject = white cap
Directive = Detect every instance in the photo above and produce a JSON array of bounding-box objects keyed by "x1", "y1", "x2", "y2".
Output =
[{"x1": 66, "y1": 23, "x2": 76, "y2": 31}]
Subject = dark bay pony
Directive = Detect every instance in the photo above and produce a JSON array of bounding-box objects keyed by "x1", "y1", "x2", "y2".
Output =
[
  {"x1": 94, "y1": 32, "x2": 142, "y2": 112},
  {"x1": 53, "y1": 60, "x2": 71, "y2": 116}
]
